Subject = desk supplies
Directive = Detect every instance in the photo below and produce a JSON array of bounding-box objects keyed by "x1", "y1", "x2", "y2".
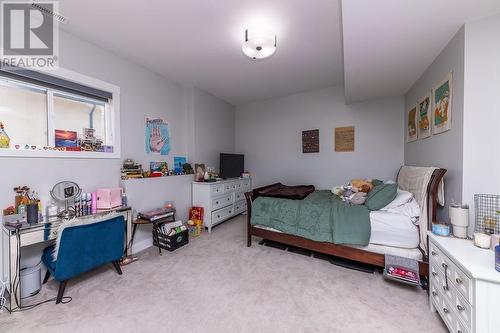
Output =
[{"x1": 450, "y1": 203, "x2": 469, "y2": 238}]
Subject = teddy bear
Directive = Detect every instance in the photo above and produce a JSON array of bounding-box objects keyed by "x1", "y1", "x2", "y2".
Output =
[{"x1": 350, "y1": 179, "x2": 374, "y2": 193}]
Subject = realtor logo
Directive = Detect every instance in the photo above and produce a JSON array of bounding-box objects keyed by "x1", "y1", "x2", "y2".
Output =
[{"x1": 1, "y1": 1, "x2": 59, "y2": 69}]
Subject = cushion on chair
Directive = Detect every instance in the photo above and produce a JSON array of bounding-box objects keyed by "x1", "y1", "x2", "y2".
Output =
[{"x1": 42, "y1": 245, "x2": 56, "y2": 272}]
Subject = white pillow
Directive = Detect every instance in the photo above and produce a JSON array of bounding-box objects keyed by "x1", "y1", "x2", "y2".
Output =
[{"x1": 380, "y1": 188, "x2": 413, "y2": 210}]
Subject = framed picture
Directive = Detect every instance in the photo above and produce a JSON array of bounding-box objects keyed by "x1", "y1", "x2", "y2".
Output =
[
  {"x1": 195, "y1": 163, "x2": 206, "y2": 181},
  {"x1": 302, "y1": 129, "x2": 319, "y2": 153},
  {"x1": 334, "y1": 126, "x2": 355, "y2": 152},
  {"x1": 407, "y1": 106, "x2": 418, "y2": 142},
  {"x1": 174, "y1": 156, "x2": 187, "y2": 173},
  {"x1": 150, "y1": 161, "x2": 168, "y2": 174},
  {"x1": 418, "y1": 94, "x2": 431, "y2": 139},
  {"x1": 55, "y1": 130, "x2": 78, "y2": 147},
  {"x1": 432, "y1": 73, "x2": 452, "y2": 134}
]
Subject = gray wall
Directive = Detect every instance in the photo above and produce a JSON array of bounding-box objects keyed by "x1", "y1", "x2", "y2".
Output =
[
  {"x1": 463, "y1": 14, "x2": 500, "y2": 233},
  {"x1": 404, "y1": 27, "x2": 465, "y2": 221},
  {"x1": 188, "y1": 87, "x2": 235, "y2": 171},
  {"x1": 235, "y1": 86, "x2": 404, "y2": 189}
]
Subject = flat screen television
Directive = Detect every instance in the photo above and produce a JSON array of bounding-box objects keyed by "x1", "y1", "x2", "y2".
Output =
[{"x1": 220, "y1": 153, "x2": 244, "y2": 179}]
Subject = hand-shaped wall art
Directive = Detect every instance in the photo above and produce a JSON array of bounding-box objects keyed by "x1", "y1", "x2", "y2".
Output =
[{"x1": 145, "y1": 117, "x2": 171, "y2": 155}]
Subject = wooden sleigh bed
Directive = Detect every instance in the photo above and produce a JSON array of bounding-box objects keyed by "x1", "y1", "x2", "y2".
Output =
[{"x1": 244, "y1": 167, "x2": 447, "y2": 279}]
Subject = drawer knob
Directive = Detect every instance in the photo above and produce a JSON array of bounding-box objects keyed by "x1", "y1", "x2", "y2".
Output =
[
  {"x1": 458, "y1": 331, "x2": 462, "y2": 333},
  {"x1": 431, "y1": 250, "x2": 437, "y2": 256},
  {"x1": 217, "y1": 215, "x2": 220, "y2": 218},
  {"x1": 431, "y1": 291, "x2": 438, "y2": 296},
  {"x1": 432, "y1": 272, "x2": 438, "y2": 277},
  {"x1": 442, "y1": 285, "x2": 449, "y2": 291},
  {"x1": 457, "y1": 305, "x2": 465, "y2": 311},
  {"x1": 443, "y1": 307, "x2": 449, "y2": 314},
  {"x1": 216, "y1": 201, "x2": 219, "y2": 204},
  {"x1": 441, "y1": 262, "x2": 448, "y2": 269},
  {"x1": 455, "y1": 277, "x2": 463, "y2": 284}
]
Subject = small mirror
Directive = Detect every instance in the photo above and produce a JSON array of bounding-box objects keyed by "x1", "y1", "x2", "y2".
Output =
[{"x1": 50, "y1": 181, "x2": 81, "y2": 218}]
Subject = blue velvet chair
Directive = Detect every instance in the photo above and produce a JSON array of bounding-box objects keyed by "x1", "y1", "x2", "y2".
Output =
[{"x1": 42, "y1": 215, "x2": 125, "y2": 304}]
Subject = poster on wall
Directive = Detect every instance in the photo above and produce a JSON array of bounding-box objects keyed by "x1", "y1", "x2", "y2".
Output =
[
  {"x1": 302, "y1": 129, "x2": 319, "y2": 153},
  {"x1": 418, "y1": 94, "x2": 431, "y2": 139},
  {"x1": 145, "y1": 117, "x2": 171, "y2": 155},
  {"x1": 407, "y1": 106, "x2": 418, "y2": 142},
  {"x1": 334, "y1": 126, "x2": 355, "y2": 152},
  {"x1": 432, "y1": 72, "x2": 452, "y2": 134},
  {"x1": 174, "y1": 156, "x2": 187, "y2": 173}
]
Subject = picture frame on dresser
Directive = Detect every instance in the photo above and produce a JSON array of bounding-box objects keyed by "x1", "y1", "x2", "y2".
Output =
[{"x1": 192, "y1": 178, "x2": 252, "y2": 232}]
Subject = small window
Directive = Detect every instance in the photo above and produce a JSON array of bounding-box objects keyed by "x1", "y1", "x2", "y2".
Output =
[{"x1": 0, "y1": 68, "x2": 119, "y2": 158}]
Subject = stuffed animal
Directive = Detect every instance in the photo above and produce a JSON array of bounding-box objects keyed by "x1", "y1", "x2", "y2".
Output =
[{"x1": 351, "y1": 179, "x2": 374, "y2": 193}]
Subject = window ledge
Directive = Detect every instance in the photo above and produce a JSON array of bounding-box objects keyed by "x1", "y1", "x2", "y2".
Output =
[{"x1": 0, "y1": 148, "x2": 120, "y2": 159}]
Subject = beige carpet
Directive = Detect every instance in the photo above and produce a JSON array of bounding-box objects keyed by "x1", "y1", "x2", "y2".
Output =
[{"x1": 0, "y1": 215, "x2": 447, "y2": 332}]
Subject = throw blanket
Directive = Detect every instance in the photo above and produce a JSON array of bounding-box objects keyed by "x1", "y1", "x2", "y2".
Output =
[
  {"x1": 253, "y1": 183, "x2": 315, "y2": 200},
  {"x1": 397, "y1": 166, "x2": 445, "y2": 254},
  {"x1": 251, "y1": 190, "x2": 371, "y2": 245}
]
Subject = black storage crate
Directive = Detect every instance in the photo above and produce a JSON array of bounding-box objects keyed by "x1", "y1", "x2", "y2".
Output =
[{"x1": 152, "y1": 227, "x2": 189, "y2": 252}]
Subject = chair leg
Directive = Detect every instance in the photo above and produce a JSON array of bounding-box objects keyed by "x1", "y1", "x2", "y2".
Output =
[
  {"x1": 56, "y1": 280, "x2": 68, "y2": 304},
  {"x1": 112, "y1": 260, "x2": 123, "y2": 275},
  {"x1": 43, "y1": 270, "x2": 51, "y2": 284}
]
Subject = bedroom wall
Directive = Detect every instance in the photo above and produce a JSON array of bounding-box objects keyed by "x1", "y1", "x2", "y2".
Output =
[
  {"x1": 462, "y1": 13, "x2": 500, "y2": 233},
  {"x1": 404, "y1": 26, "x2": 465, "y2": 221},
  {"x1": 235, "y1": 85, "x2": 404, "y2": 189},
  {"x1": 187, "y1": 87, "x2": 236, "y2": 171},
  {"x1": 0, "y1": 30, "x2": 235, "y2": 279}
]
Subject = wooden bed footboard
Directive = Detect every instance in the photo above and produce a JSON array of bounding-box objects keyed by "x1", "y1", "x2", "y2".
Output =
[{"x1": 244, "y1": 168, "x2": 447, "y2": 280}]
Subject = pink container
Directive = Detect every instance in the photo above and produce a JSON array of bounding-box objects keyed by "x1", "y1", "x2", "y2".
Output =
[{"x1": 96, "y1": 188, "x2": 123, "y2": 210}]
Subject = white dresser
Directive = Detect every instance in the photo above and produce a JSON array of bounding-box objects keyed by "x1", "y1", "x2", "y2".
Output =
[
  {"x1": 428, "y1": 233, "x2": 500, "y2": 333},
  {"x1": 192, "y1": 178, "x2": 251, "y2": 232}
]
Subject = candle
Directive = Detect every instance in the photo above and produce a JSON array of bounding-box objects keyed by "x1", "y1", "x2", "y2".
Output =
[{"x1": 474, "y1": 232, "x2": 491, "y2": 249}]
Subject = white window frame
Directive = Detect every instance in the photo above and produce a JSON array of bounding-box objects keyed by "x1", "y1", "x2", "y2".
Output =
[{"x1": 0, "y1": 67, "x2": 121, "y2": 159}]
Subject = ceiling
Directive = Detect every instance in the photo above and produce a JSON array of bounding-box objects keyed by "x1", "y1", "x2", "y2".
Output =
[
  {"x1": 57, "y1": 0, "x2": 500, "y2": 106},
  {"x1": 58, "y1": 0, "x2": 343, "y2": 106},
  {"x1": 342, "y1": 0, "x2": 500, "y2": 102}
]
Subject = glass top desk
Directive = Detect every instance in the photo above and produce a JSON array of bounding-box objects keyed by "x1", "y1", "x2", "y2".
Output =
[{"x1": 1, "y1": 206, "x2": 132, "y2": 311}]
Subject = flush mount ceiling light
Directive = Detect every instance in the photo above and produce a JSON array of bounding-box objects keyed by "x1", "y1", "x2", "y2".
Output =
[{"x1": 242, "y1": 28, "x2": 277, "y2": 60}]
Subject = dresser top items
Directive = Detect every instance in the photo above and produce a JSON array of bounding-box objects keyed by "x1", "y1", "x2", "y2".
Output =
[{"x1": 429, "y1": 233, "x2": 500, "y2": 283}]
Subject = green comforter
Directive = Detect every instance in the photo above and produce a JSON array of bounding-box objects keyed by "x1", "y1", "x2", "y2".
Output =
[{"x1": 251, "y1": 190, "x2": 371, "y2": 245}]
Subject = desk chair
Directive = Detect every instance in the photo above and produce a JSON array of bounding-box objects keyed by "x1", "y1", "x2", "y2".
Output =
[{"x1": 42, "y1": 216, "x2": 125, "y2": 304}]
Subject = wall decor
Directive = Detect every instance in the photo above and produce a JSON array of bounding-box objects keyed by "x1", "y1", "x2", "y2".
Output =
[
  {"x1": 55, "y1": 129, "x2": 78, "y2": 148},
  {"x1": 194, "y1": 163, "x2": 206, "y2": 181},
  {"x1": 302, "y1": 129, "x2": 319, "y2": 153},
  {"x1": 334, "y1": 126, "x2": 355, "y2": 152},
  {"x1": 174, "y1": 156, "x2": 187, "y2": 173},
  {"x1": 407, "y1": 106, "x2": 418, "y2": 142},
  {"x1": 150, "y1": 161, "x2": 168, "y2": 174},
  {"x1": 418, "y1": 94, "x2": 431, "y2": 139},
  {"x1": 145, "y1": 117, "x2": 171, "y2": 155},
  {"x1": 432, "y1": 72, "x2": 452, "y2": 134}
]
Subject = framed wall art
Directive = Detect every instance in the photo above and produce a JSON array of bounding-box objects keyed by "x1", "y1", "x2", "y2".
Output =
[
  {"x1": 432, "y1": 72, "x2": 452, "y2": 134},
  {"x1": 407, "y1": 106, "x2": 418, "y2": 142},
  {"x1": 418, "y1": 94, "x2": 431, "y2": 139}
]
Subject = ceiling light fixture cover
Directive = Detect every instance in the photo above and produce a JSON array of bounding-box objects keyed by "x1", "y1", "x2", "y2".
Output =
[{"x1": 242, "y1": 28, "x2": 276, "y2": 60}]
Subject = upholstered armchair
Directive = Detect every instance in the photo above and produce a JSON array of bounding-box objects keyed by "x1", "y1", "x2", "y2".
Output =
[{"x1": 42, "y1": 215, "x2": 125, "y2": 304}]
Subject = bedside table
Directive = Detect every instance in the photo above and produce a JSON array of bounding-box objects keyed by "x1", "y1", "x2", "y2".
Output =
[{"x1": 428, "y1": 233, "x2": 500, "y2": 333}]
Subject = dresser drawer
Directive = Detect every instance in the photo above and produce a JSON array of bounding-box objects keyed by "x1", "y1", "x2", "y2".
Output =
[
  {"x1": 242, "y1": 178, "x2": 251, "y2": 189},
  {"x1": 234, "y1": 191, "x2": 246, "y2": 202},
  {"x1": 455, "y1": 291, "x2": 472, "y2": 331},
  {"x1": 455, "y1": 317, "x2": 471, "y2": 333},
  {"x1": 440, "y1": 297, "x2": 457, "y2": 331},
  {"x1": 211, "y1": 193, "x2": 233, "y2": 211},
  {"x1": 234, "y1": 200, "x2": 246, "y2": 214},
  {"x1": 224, "y1": 181, "x2": 237, "y2": 192},
  {"x1": 211, "y1": 206, "x2": 234, "y2": 225},
  {"x1": 211, "y1": 184, "x2": 224, "y2": 195},
  {"x1": 451, "y1": 263, "x2": 472, "y2": 304}
]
